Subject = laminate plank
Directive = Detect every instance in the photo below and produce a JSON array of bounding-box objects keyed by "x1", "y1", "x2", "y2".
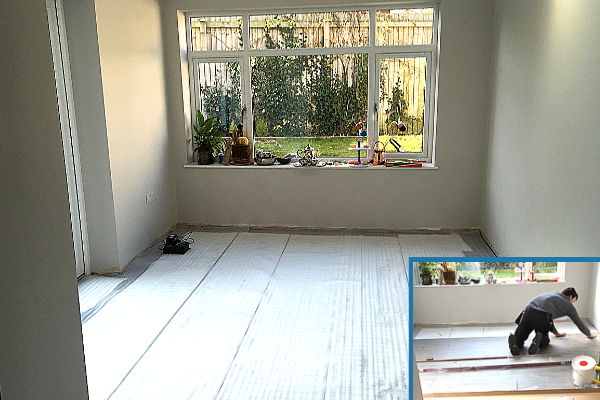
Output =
[
  {"x1": 415, "y1": 333, "x2": 598, "y2": 362},
  {"x1": 432, "y1": 391, "x2": 600, "y2": 400},
  {"x1": 421, "y1": 364, "x2": 599, "y2": 395},
  {"x1": 422, "y1": 368, "x2": 522, "y2": 393},
  {"x1": 415, "y1": 327, "x2": 454, "y2": 339},
  {"x1": 417, "y1": 323, "x2": 600, "y2": 396},
  {"x1": 419, "y1": 354, "x2": 574, "y2": 373},
  {"x1": 449, "y1": 326, "x2": 484, "y2": 339},
  {"x1": 482, "y1": 325, "x2": 514, "y2": 338}
]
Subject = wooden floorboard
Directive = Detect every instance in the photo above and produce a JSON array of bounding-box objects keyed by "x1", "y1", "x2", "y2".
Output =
[
  {"x1": 415, "y1": 334, "x2": 599, "y2": 362},
  {"x1": 420, "y1": 364, "x2": 599, "y2": 394},
  {"x1": 416, "y1": 326, "x2": 600, "y2": 396},
  {"x1": 428, "y1": 389, "x2": 600, "y2": 399}
]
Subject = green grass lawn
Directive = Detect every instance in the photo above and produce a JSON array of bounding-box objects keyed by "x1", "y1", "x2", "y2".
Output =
[
  {"x1": 458, "y1": 267, "x2": 557, "y2": 279},
  {"x1": 254, "y1": 134, "x2": 423, "y2": 158}
]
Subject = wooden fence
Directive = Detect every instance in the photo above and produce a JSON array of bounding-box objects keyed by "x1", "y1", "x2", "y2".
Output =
[
  {"x1": 191, "y1": 11, "x2": 432, "y2": 135},
  {"x1": 190, "y1": 11, "x2": 433, "y2": 51}
]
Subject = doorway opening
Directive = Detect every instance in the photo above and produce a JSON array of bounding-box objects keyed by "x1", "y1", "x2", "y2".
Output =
[{"x1": 46, "y1": 0, "x2": 89, "y2": 278}]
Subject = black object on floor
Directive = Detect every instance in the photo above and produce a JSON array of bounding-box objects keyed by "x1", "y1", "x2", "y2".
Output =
[{"x1": 162, "y1": 234, "x2": 190, "y2": 254}]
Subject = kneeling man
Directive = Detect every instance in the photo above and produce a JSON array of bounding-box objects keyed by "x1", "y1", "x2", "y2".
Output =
[{"x1": 509, "y1": 287, "x2": 595, "y2": 356}]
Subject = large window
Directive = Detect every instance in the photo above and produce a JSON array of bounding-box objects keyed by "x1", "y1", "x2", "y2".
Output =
[
  {"x1": 414, "y1": 262, "x2": 565, "y2": 286},
  {"x1": 187, "y1": 6, "x2": 438, "y2": 161}
]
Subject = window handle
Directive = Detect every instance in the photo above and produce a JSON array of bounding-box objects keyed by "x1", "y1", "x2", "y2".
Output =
[{"x1": 374, "y1": 103, "x2": 378, "y2": 112}]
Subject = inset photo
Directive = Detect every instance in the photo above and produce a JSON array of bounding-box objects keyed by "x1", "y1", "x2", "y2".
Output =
[{"x1": 410, "y1": 258, "x2": 600, "y2": 399}]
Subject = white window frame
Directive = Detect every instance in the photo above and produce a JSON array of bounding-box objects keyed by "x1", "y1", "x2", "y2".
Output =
[
  {"x1": 186, "y1": 5, "x2": 439, "y2": 162},
  {"x1": 413, "y1": 262, "x2": 567, "y2": 287},
  {"x1": 190, "y1": 57, "x2": 245, "y2": 132}
]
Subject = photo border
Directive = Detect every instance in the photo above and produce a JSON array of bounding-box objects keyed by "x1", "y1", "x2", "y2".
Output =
[{"x1": 408, "y1": 256, "x2": 600, "y2": 399}]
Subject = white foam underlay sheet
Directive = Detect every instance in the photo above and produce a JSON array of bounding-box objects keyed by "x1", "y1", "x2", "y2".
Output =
[
  {"x1": 78, "y1": 275, "x2": 126, "y2": 314},
  {"x1": 82, "y1": 232, "x2": 238, "y2": 399},
  {"x1": 397, "y1": 233, "x2": 470, "y2": 268},
  {"x1": 79, "y1": 231, "x2": 473, "y2": 399}
]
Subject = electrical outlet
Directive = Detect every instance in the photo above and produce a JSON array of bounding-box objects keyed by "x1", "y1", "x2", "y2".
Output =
[{"x1": 146, "y1": 191, "x2": 154, "y2": 204}]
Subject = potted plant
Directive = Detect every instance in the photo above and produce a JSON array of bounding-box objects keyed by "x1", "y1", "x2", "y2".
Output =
[
  {"x1": 193, "y1": 110, "x2": 223, "y2": 165},
  {"x1": 231, "y1": 124, "x2": 252, "y2": 165},
  {"x1": 418, "y1": 262, "x2": 437, "y2": 285},
  {"x1": 440, "y1": 262, "x2": 456, "y2": 285}
]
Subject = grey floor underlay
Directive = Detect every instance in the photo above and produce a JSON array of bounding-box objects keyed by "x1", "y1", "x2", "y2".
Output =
[{"x1": 77, "y1": 228, "x2": 494, "y2": 400}]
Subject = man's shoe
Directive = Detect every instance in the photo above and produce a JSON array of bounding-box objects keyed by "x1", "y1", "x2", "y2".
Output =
[
  {"x1": 508, "y1": 333, "x2": 520, "y2": 356},
  {"x1": 528, "y1": 332, "x2": 542, "y2": 355}
]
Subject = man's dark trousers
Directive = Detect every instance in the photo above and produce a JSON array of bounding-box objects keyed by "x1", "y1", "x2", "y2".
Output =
[{"x1": 515, "y1": 307, "x2": 551, "y2": 349}]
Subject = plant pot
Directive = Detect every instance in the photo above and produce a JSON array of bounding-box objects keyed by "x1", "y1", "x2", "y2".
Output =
[
  {"x1": 197, "y1": 151, "x2": 214, "y2": 165},
  {"x1": 232, "y1": 144, "x2": 252, "y2": 165},
  {"x1": 443, "y1": 271, "x2": 456, "y2": 285},
  {"x1": 421, "y1": 275, "x2": 433, "y2": 285}
]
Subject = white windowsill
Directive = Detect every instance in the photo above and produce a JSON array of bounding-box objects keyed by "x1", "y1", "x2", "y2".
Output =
[
  {"x1": 415, "y1": 279, "x2": 566, "y2": 287},
  {"x1": 184, "y1": 162, "x2": 437, "y2": 169}
]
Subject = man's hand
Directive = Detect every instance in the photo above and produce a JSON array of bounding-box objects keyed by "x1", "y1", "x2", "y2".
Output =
[
  {"x1": 554, "y1": 332, "x2": 566, "y2": 337},
  {"x1": 588, "y1": 334, "x2": 596, "y2": 339}
]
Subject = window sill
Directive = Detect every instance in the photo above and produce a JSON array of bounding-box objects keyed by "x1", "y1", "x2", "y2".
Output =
[
  {"x1": 415, "y1": 279, "x2": 566, "y2": 287},
  {"x1": 184, "y1": 162, "x2": 437, "y2": 170}
]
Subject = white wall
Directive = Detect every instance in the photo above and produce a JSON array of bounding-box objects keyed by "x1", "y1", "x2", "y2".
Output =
[
  {"x1": 62, "y1": 0, "x2": 121, "y2": 274},
  {"x1": 0, "y1": 0, "x2": 89, "y2": 397},
  {"x1": 414, "y1": 262, "x2": 594, "y2": 324},
  {"x1": 61, "y1": 0, "x2": 177, "y2": 273},
  {"x1": 481, "y1": 0, "x2": 600, "y2": 255},
  {"x1": 94, "y1": 0, "x2": 177, "y2": 270},
  {"x1": 588, "y1": 263, "x2": 600, "y2": 328},
  {"x1": 162, "y1": 0, "x2": 494, "y2": 229}
]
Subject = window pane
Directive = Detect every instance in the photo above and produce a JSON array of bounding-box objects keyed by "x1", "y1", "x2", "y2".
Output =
[
  {"x1": 414, "y1": 262, "x2": 562, "y2": 286},
  {"x1": 532, "y1": 262, "x2": 559, "y2": 274},
  {"x1": 252, "y1": 54, "x2": 368, "y2": 157},
  {"x1": 196, "y1": 61, "x2": 242, "y2": 132},
  {"x1": 250, "y1": 11, "x2": 368, "y2": 50},
  {"x1": 379, "y1": 57, "x2": 426, "y2": 153},
  {"x1": 376, "y1": 8, "x2": 434, "y2": 46},
  {"x1": 458, "y1": 262, "x2": 559, "y2": 280},
  {"x1": 191, "y1": 17, "x2": 243, "y2": 51}
]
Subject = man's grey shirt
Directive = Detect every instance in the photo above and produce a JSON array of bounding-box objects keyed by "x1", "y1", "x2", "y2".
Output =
[{"x1": 528, "y1": 292, "x2": 591, "y2": 336}]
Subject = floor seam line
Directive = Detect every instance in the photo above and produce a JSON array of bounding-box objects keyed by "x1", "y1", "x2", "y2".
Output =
[
  {"x1": 106, "y1": 232, "x2": 240, "y2": 400},
  {"x1": 212, "y1": 233, "x2": 292, "y2": 400},
  {"x1": 360, "y1": 235, "x2": 366, "y2": 399}
]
